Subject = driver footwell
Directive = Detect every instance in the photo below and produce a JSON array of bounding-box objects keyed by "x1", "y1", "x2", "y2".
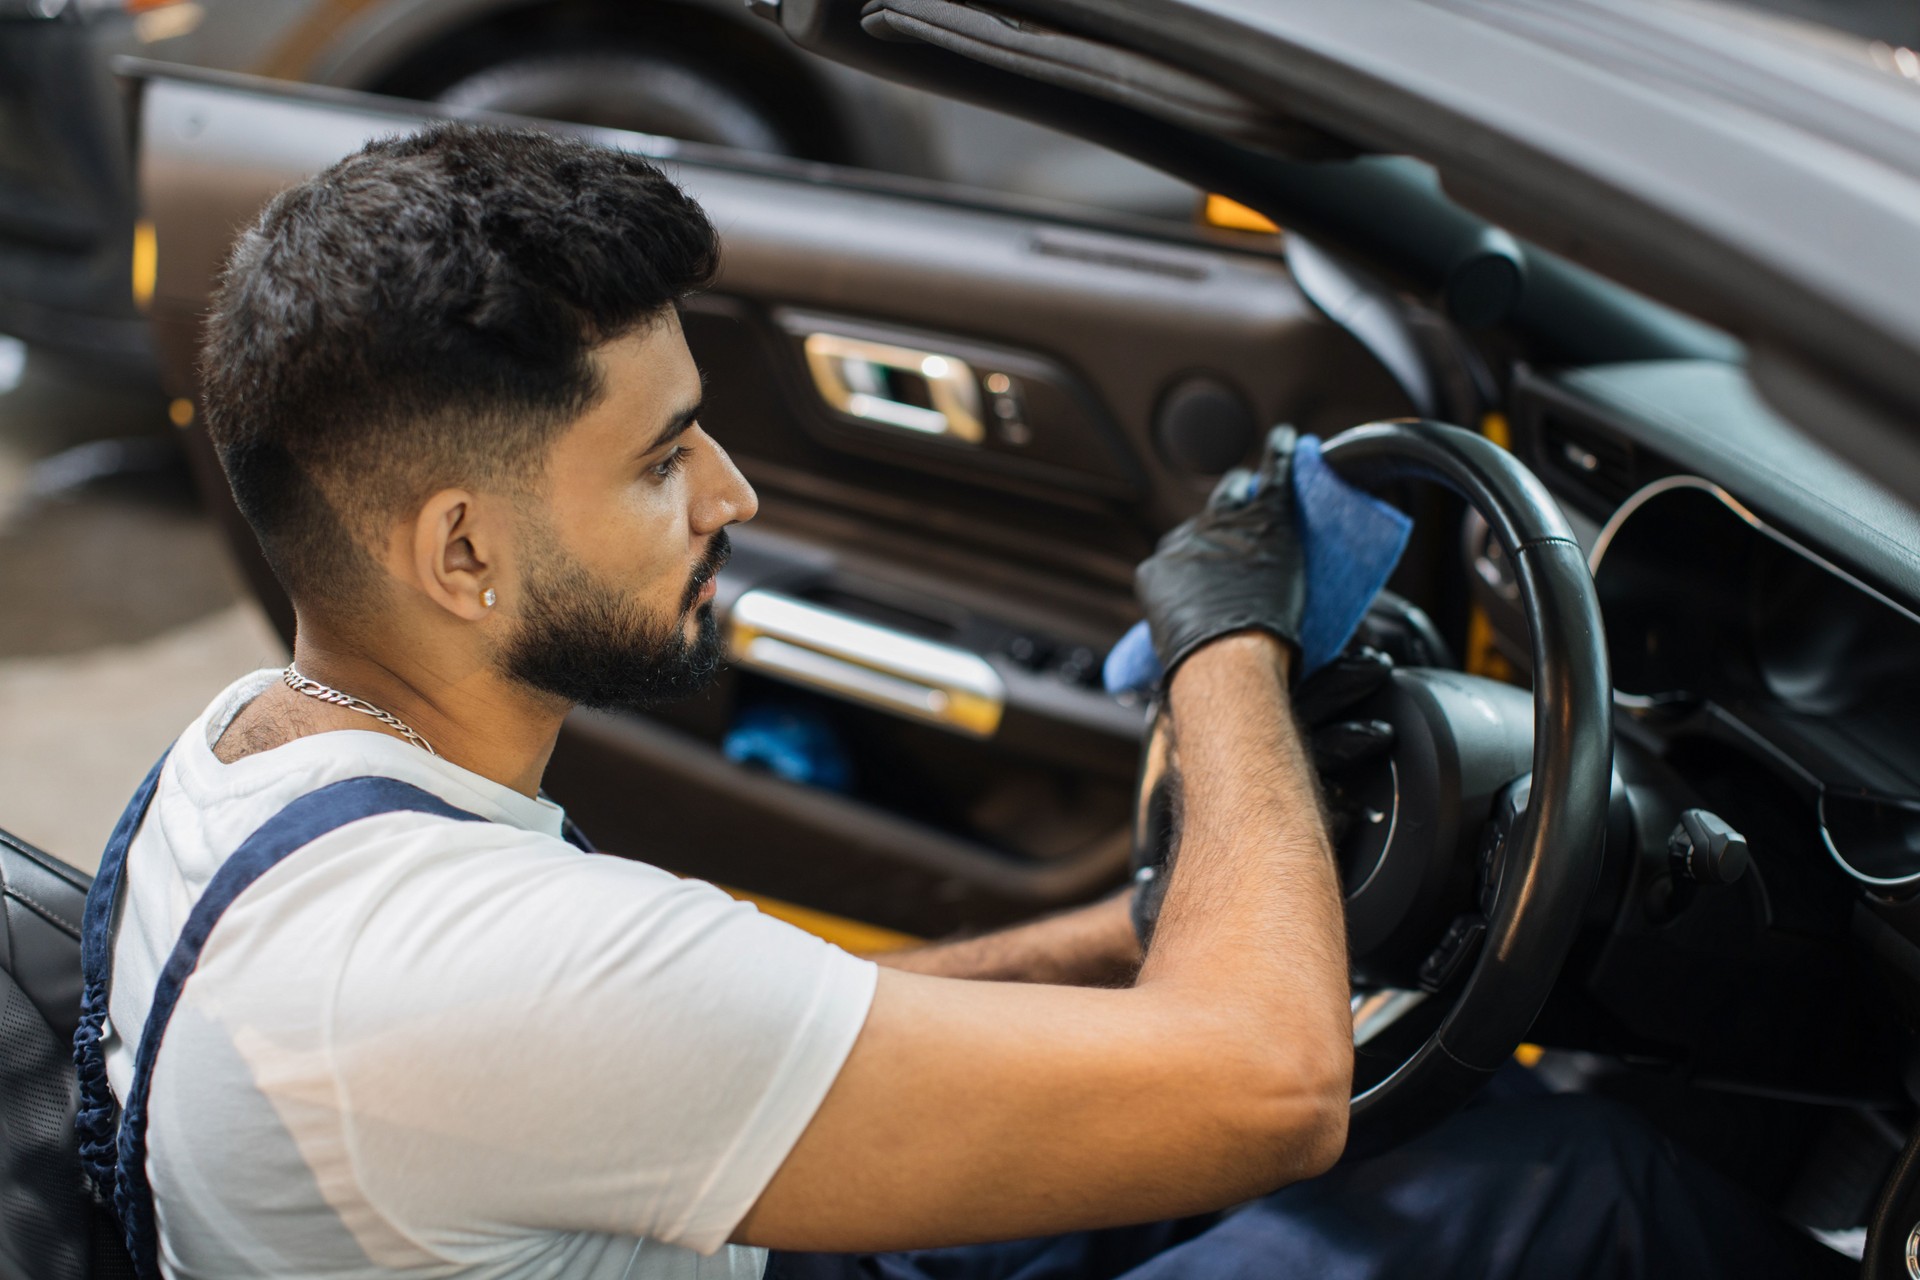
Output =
[{"x1": 766, "y1": 1082, "x2": 1852, "y2": 1280}]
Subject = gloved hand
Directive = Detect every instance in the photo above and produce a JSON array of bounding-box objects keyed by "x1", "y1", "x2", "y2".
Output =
[{"x1": 1135, "y1": 425, "x2": 1307, "y2": 681}]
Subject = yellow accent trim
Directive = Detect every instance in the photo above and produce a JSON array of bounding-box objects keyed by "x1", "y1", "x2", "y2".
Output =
[
  {"x1": 131, "y1": 219, "x2": 157, "y2": 311},
  {"x1": 1513, "y1": 1042, "x2": 1545, "y2": 1068},
  {"x1": 721, "y1": 886, "x2": 920, "y2": 954},
  {"x1": 1201, "y1": 194, "x2": 1281, "y2": 234},
  {"x1": 1462, "y1": 410, "x2": 1520, "y2": 684},
  {"x1": 167, "y1": 398, "x2": 194, "y2": 428},
  {"x1": 1463, "y1": 602, "x2": 1516, "y2": 684}
]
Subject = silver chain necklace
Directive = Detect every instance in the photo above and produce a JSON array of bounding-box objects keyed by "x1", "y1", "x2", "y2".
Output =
[{"x1": 282, "y1": 665, "x2": 438, "y2": 756}]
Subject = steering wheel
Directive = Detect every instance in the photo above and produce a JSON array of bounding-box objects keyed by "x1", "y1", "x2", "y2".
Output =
[{"x1": 1131, "y1": 420, "x2": 1612, "y2": 1154}]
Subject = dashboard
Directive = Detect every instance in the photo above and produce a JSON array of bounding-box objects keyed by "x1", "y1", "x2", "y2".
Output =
[
  {"x1": 1594, "y1": 477, "x2": 1920, "y2": 891},
  {"x1": 1462, "y1": 358, "x2": 1920, "y2": 1108}
]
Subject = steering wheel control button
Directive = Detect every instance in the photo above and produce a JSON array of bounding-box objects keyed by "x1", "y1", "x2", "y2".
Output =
[
  {"x1": 1418, "y1": 913, "x2": 1488, "y2": 993},
  {"x1": 1310, "y1": 719, "x2": 1396, "y2": 773},
  {"x1": 1480, "y1": 775, "x2": 1532, "y2": 916},
  {"x1": 1667, "y1": 808, "x2": 1749, "y2": 886},
  {"x1": 1477, "y1": 832, "x2": 1501, "y2": 919}
]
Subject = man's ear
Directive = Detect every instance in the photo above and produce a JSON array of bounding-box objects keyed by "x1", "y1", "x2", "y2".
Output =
[{"x1": 398, "y1": 488, "x2": 500, "y2": 622}]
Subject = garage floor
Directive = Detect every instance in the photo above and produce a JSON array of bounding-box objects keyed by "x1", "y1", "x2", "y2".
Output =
[{"x1": 0, "y1": 339, "x2": 284, "y2": 872}]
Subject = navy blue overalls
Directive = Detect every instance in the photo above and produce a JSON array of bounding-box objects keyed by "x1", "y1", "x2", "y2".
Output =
[
  {"x1": 71, "y1": 754, "x2": 1847, "y2": 1280},
  {"x1": 70, "y1": 751, "x2": 591, "y2": 1278}
]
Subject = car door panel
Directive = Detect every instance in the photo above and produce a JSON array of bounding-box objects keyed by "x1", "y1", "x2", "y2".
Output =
[{"x1": 131, "y1": 63, "x2": 1408, "y2": 933}]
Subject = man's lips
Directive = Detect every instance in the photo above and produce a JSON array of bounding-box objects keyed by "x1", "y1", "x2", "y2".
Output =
[{"x1": 681, "y1": 531, "x2": 733, "y2": 613}]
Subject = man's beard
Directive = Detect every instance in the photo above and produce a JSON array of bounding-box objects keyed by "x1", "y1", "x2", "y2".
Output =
[{"x1": 501, "y1": 530, "x2": 731, "y2": 712}]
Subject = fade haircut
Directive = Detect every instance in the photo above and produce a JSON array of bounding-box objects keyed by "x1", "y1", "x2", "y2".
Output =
[{"x1": 200, "y1": 123, "x2": 719, "y2": 612}]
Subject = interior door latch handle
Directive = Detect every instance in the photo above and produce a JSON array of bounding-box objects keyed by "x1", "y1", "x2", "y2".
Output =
[
  {"x1": 803, "y1": 332, "x2": 986, "y2": 444},
  {"x1": 728, "y1": 589, "x2": 1005, "y2": 737}
]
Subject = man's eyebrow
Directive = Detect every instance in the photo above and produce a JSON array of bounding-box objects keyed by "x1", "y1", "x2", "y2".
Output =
[{"x1": 640, "y1": 397, "x2": 704, "y2": 455}]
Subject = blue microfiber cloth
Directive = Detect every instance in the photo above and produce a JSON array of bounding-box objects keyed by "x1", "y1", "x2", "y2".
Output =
[{"x1": 1103, "y1": 434, "x2": 1412, "y2": 692}]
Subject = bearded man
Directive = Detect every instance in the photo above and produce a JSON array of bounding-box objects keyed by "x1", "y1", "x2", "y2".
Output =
[{"x1": 71, "y1": 124, "x2": 1846, "y2": 1280}]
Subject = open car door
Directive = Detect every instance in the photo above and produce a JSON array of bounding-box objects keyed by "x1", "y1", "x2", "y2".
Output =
[{"x1": 127, "y1": 63, "x2": 1411, "y2": 938}]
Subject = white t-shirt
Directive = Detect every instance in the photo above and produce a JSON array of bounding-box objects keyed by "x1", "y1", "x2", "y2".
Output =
[{"x1": 102, "y1": 670, "x2": 878, "y2": 1279}]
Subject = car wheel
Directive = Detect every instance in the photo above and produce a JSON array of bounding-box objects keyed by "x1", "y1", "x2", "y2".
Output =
[{"x1": 432, "y1": 50, "x2": 794, "y2": 155}]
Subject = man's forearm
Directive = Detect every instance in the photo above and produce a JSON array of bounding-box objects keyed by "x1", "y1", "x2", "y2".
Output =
[
  {"x1": 870, "y1": 891, "x2": 1139, "y2": 985},
  {"x1": 1138, "y1": 634, "x2": 1351, "y2": 1065}
]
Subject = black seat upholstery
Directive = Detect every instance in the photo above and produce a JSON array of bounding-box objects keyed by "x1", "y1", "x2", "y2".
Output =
[{"x1": 0, "y1": 827, "x2": 128, "y2": 1280}]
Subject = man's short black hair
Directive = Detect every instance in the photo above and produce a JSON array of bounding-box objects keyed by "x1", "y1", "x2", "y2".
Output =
[{"x1": 200, "y1": 123, "x2": 719, "y2": 611}]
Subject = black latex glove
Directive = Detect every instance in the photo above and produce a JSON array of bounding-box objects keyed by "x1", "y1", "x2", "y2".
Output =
[{"x1": 1135, "y1": 425, "x2": 1306, "y2": 681}]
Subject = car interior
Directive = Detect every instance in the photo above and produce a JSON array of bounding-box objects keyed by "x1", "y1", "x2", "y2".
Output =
[{"x1": 8, "y1": 1, "x2": 1920, "y2": 1276}]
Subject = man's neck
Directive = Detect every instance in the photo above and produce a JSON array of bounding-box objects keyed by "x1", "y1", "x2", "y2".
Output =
[{"x1": 220, "y1": 632, "x2": 567, "y2": 798}]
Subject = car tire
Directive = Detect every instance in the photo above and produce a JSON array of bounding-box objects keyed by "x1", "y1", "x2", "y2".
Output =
[{"x1": 432, "y1": 50, "x2": 793, "y2": 155}]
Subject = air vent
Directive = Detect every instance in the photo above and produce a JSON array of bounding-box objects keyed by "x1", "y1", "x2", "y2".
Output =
[{"x1": 1540, "y1": 412, "x2": 1638, "y2": 508}]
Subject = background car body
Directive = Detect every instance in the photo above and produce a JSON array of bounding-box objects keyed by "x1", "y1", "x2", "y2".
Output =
[
  {"x1": 0, "y1": 0, "x2": 1192, "y2": 370},
  {"x1": 0, "y1": 1, "x2": 148, "y2": 366}
]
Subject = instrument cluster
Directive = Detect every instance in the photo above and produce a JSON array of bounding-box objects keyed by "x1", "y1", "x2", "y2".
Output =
[{"x1": 1591, "y1": 477, "x2": 1920, "y2": 895}]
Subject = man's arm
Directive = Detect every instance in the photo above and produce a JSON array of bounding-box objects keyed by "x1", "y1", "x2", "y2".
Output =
[
  {"x1": 872, "y1": 892, "x2": 1139, "y2": 986},
  {"x1": 736, "y1": 634, "x2": 1351, "y2": 1252}
]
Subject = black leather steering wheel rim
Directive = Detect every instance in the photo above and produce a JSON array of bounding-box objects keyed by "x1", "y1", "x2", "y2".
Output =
[{"x1": 1322, "y1": 420, "x2": 1612, "y2": 1155}]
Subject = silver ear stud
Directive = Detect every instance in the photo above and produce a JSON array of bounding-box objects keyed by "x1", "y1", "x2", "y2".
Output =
[{"x1": 482, "y1": 588, "x2": 497, "y2": 609}]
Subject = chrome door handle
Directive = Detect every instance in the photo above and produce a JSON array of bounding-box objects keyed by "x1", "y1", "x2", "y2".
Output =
[
  {"x1": 728, "y1": 590, "x2": 1005, "y2": 737},
  {"x1": 802, "y1": 332, "x2": 986, "y2": 444}
]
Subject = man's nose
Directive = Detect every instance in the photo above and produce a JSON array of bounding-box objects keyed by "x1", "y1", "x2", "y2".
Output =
[{"x1": 691, "y1": 433, "x2": 758, "y2": 534}]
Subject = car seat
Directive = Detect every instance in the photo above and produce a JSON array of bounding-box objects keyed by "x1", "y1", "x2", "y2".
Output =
[{"x1": 0, "y1": 827, "x2": 131, "y2": 1279}]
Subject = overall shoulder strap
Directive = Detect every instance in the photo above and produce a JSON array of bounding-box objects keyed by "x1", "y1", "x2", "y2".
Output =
[
  {"x1": 88, "y1": 773, "x2": 489, "y2": 1280},
  {"x1": 74, "y1": 751, "x2": 170, "y2": 1208}
]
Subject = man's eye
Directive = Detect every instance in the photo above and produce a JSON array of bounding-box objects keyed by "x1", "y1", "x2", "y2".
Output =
[{"x1": 650, "y1": 445, "x2": 690, "y2": 480}]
